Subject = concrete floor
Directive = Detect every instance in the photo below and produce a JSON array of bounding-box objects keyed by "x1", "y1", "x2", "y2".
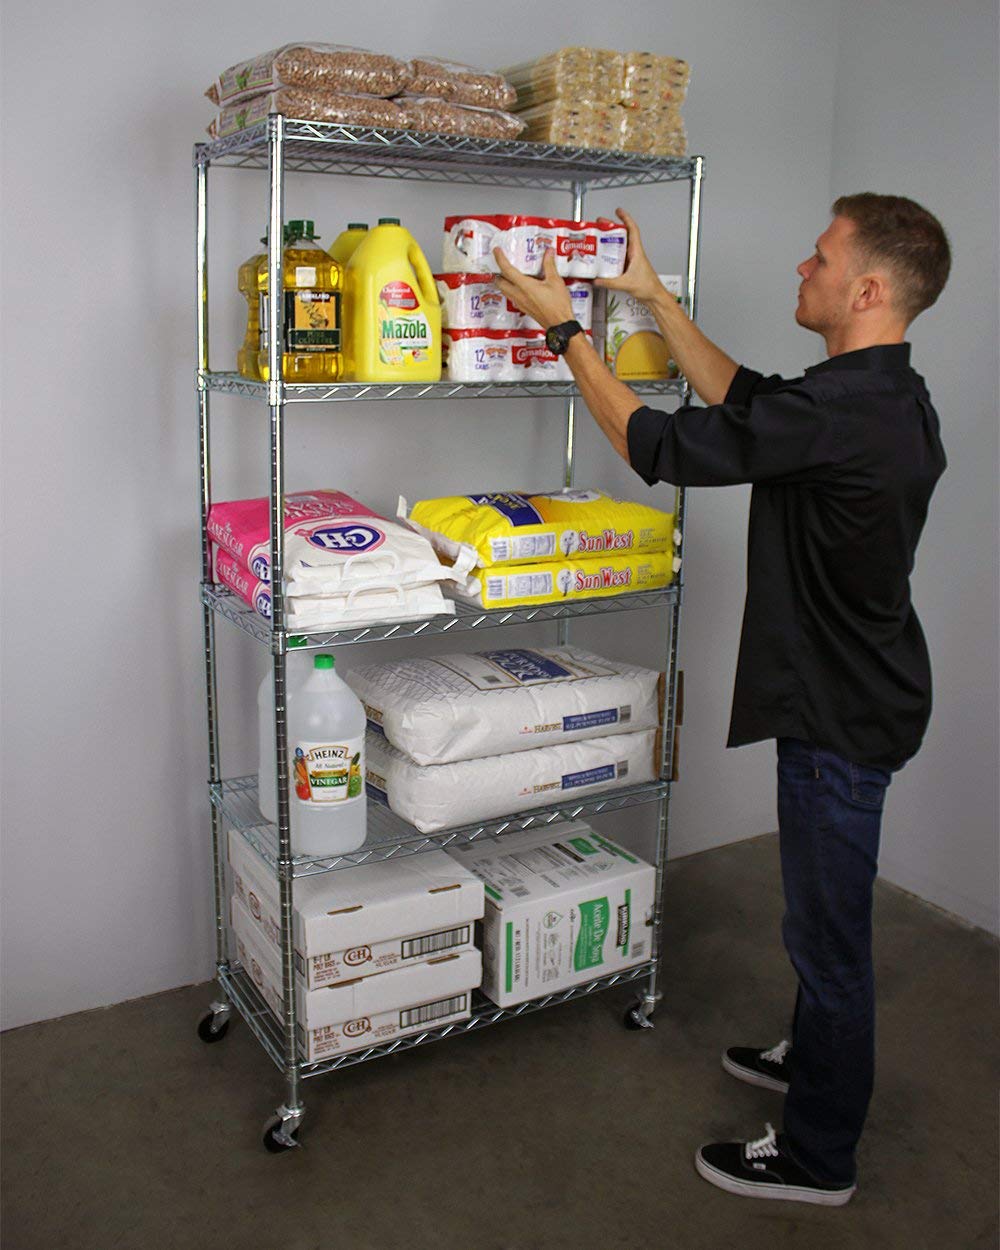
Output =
[{"x1": 2, "y1": 833, "x2": 997, "y2": 1250}]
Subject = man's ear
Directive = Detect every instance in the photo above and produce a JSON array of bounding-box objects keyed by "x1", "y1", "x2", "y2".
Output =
[{"x1": 853, "y1": 273, "x2": 887, "y2": 313}]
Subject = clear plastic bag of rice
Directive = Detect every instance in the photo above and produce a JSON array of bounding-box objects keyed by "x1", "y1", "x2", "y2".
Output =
[
  {"x1": 404, "y1": 57, "x2": 517, "y2": 110},
  {"x1": 205, "y1": 43, "x2": 410, "y2": 106}
]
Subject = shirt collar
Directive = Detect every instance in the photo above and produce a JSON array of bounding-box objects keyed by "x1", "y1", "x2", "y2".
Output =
[{"x1": 805, "y1": 343, "x2": 912, "y2": 375}]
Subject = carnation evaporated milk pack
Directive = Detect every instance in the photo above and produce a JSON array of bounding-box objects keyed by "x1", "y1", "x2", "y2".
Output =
[{"x1": 446, "y1": 822, "x2": 656, "y2": 1007}]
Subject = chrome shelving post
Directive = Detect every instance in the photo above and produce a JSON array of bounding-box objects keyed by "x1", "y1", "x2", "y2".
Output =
[
  {"x1": 633, "y1": 155, "x2": 704, "y2": 1028},
  {"x1": 196, "y1": 150, "x2": 232, "y2": 1038},
  {"x1": 265, "y1": 113, "x2": 304, "y2": 1148},
  {"x1": 557, "y1": 179, "x2": 585, "y2": 649}
]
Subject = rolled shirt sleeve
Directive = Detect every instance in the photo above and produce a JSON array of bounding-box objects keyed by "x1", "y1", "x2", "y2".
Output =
[{"x1": 627, "y1": 366, "x2": 844, "y2": 488}]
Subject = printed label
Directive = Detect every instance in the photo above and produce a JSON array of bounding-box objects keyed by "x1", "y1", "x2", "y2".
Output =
[
  {"x1": 574, "y1": 897, "x2": 610, "y2": 970},
  {"x1": 432, "y1": 647, "x2": 613, "y2": 692},
  {"x1": 562, "y1": 764, "x2": 616, "y2": 790},
  {"x1": 293, "y1": 736, "x2": 364, "y2": 804},
  {"x1": 379, "y1": 311, "x2": 432, "y2": 367},
  {"x1": 259, "y1": 291, "x2": 342, "y2": 352},
  {"x1": 557, "y1": 232, "x2": 597, "y2": 259},
  {"x1": 467, "y1": 492, "x2": 544, "y2": 527},
  {"x1": 380, "y1": 281, "x2": 419, "y2": 310},
  {"x1": 562, "y1": 709, "x2": 619, "y2": 732},
  {"x1": 302, "y1": 523, "x2": 386, "y2": 554}
]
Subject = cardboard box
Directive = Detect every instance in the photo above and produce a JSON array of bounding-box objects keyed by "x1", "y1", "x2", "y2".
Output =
[
  {"x1": 593, "y1": 275, "x2": 683, "y2": 380},
  {"x1": 230, "y1": 895, "x2": 480, "y2": 1062},
  {"x1": 228, "y1": 830, "x2": 483, "y2": 989},
  {"x1": 446, "y1": 822, "x2": 656, "y2": 1007}
]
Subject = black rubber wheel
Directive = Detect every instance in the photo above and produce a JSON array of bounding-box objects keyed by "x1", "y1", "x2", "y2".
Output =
[
  {"x1": 197, "y1": 1012, "x2": 230, "y2": 1043},
  {"x1": 624, "y1": 1005, "x2": 651, "y2": 1030},
  {"x1": 263, "y1": 1120, "x2": 300, "y2": 1153}
]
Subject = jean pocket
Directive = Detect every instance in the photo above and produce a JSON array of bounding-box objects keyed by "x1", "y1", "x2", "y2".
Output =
[{"x1": 850, "y1": 762, "x2": 890, "y2": 809}]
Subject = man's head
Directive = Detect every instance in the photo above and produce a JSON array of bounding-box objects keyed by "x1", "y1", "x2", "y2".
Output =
[{"x1": 796, "y1": 194, "x2": 951, "y2": 348}]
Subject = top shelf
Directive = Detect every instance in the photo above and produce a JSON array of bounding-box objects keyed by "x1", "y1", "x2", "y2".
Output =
[{"x1": 194, "y1": 120, "x2": 704, "y2": 190}]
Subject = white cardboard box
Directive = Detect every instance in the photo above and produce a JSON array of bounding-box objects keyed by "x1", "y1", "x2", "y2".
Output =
[
  {"x1": 230, "y1": 894, "x2": 480, "y2": 1062},
  {"x1": 593, "y1": 275, "x2": 683, "y2": 380},
  {"x1": 228, "y1": 831, "x2": 483, "y2": 989},
  {"x1": 446, "y1": 822, "x2": 655, "y2": 1007}
]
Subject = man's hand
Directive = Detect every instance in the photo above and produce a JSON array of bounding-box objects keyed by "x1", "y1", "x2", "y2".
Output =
[
  {"x1": 595, "y1": 208, "x2": 667, "y2": 306},
  {"x1": 493, "y1": 246, "x2": 573, "y2": 329}
]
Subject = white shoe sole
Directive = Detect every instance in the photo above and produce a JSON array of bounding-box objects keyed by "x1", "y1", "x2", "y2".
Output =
[
  {"x1": 721, "y1": 1051, "x2": 790, "y2": 1093},
  {"x1": 695, "y1": 1151, "x2": 856, "y2": 1206}
]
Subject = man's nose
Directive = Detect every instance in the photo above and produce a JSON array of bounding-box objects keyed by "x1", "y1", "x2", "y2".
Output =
[{"x1": 796, "y1": 260, "x2": 809, "y2": 279}]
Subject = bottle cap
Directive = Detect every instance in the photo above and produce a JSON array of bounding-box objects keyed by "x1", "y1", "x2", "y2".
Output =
[
  {"x1": 378, "y1": 217, "x2": 401, "y2": 226},
  {"x1": 347, "y1": 222, "x2": 369, "y2": 231},
  {"x1": 286, "y1": 219, "x2": 317, "y2": 240},
  {"x1": 314, "y1": 654, "x2": 335, "y2": 670}
]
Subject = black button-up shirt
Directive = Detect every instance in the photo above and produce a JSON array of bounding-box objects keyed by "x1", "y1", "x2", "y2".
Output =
[{"x1": 627, "y1": 343, "x2": 946, "y2": 769}]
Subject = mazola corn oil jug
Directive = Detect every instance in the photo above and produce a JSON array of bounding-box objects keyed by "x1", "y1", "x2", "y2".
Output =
[
  {"x1": 327, "y1": 221, "x2": 369, "y2": 265},
  {"x1": 237, "y1": 232, "x2": 267, "y2": 379},
  {"x1": 257, "y1": 220, "x2": 344, "y2": 384},
  {"x1": 343, "y1": 217, "x2": 441, "y2": 382}
]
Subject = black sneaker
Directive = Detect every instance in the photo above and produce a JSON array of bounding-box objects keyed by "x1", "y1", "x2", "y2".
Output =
[
  {"x1": 722, "y1": 1039, "x2": 792, "y2": 1093},
  {"x1": 695, "y1": 1123, "x2": 856, "y2": 1206}
]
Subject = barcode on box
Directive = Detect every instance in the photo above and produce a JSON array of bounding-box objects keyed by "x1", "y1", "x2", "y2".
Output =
[
  {"x1": 401, "y1": 926, "x2": 471, "y2": 960},
  {"x1": 630, "y1": 940, "x2": 645, "y2": 959},
  {"x1": 510, "y1": 886, "x2": 529, "y2": 898},
  {"x1": 619, "y1": 705, "x2": 632, "y2": 723},
  {"x1": 486, "y1": 576, "x2": 505, "y2": 601},
  {"x1": 616, "y1": 760, "x2": 630, "y2": 778},
  {"x1": 400, "y1": 994, "x2": 469, "y2": 1028}
]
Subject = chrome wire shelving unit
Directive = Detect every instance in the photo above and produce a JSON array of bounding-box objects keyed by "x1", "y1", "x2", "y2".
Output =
[{"x1": 195, "y1": 118, "x2": 704, "y2": 1152}]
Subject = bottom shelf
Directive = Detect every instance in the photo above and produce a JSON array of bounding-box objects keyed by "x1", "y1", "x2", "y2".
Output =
[{"x1": 218, "y1": 958, "x2": 654, "y2": 1080}]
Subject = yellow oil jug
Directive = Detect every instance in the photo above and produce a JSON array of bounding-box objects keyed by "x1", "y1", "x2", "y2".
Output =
[
  {"x1": 343, "y1": 217, "x2": 441, "y2": 383},
  {"x1": 257, "y1": 220, "x2": 344, "y2": 384},
  {"x1": 328, "y1": 222, "x2": 369, "y2": 265},
  {"x1": 237, "y1": 233, "x2": 266, "y2": 379}
]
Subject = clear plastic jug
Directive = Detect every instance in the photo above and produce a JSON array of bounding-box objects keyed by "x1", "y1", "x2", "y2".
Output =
[{"x1": 258, "y1": 653, "x2": 367, "y2": 856}]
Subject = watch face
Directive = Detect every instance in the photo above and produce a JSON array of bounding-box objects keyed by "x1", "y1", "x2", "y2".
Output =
[{"x1": 545, "y1": 324, "x2": 565, "y2": 355}]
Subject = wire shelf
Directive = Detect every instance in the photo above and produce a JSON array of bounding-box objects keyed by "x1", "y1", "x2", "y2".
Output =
[
  {"x1": 201, "y1": 582, "x2": 681, "y2": 651},
  {"x1": 201, "y1": 371, "x2": 688, "y2": 404},
  {"x1": 211, "y1": 775, "x2": 670, "y2": 878},
  {"x1": 195, "y1": 121, "x2": 702, "y2": 190},
  {"x1": 218, "y1": 958, "x2": 654, "y2": 1078}
]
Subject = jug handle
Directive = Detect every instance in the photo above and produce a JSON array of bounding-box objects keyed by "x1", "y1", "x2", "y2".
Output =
[{"x1": 409, "y1": 243, "x2": 440, "y2": 308}]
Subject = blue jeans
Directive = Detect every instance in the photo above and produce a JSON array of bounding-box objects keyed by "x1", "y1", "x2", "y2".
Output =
[{"x1": 776, "y1": 738, "x2": 893, "y2": 1185}]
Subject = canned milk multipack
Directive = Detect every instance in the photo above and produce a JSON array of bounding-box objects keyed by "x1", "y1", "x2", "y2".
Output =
[
  {"x1": 435, "y1": 272, "x2": 593, "y2": 332},
  {"x1": 443, "y1": 328, "x2": 594, "y2": 382},
  {"x1": 442, "y1": 215, "x2": 627, "y2": 278}
]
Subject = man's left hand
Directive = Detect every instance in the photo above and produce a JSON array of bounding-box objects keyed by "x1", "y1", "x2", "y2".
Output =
[{"x1": 493, "y1": 246, "x2": 573, "y2": 329}]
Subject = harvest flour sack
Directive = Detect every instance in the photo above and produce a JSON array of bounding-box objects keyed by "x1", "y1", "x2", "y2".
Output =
[
  {"x1": 346, "y1": 645, "x2": 662, "y2": 764},
  {"x1": 365, "y1": 728, "x2": 659, "y2": 832},
  {"x1": 453, "y1": 551, "x2": 675, "y2": 608}
]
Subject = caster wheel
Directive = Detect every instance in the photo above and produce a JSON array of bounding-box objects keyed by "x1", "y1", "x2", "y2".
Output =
[
  {"x1": 197, "y1": 1012, "x2": 230, "y2": 1043},
  {"x1": 624, "y1": 1005, "x2": 653, "y2": 1031},
  {"x1": 263, "y1": 1119, "x2": 300, "y2": 1153}
]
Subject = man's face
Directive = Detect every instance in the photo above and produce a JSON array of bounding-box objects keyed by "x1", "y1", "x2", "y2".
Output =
[{"x1": 795, "y1": 216, "x2": 861, "y2": 334}]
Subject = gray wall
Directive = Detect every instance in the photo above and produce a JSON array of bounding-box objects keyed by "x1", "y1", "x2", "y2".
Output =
[
  {"x1": 830, "y1": 0, "x2": 1000, "y2": 932},
  {"x1": 0, "y1": 0, "x2": 994, "y2": 1030}
]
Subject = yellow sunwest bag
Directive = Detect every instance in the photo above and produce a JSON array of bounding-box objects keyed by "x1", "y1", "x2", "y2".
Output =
[
  {"x1": 457, "y1": 551, "x2": 675, "y2": 609},
  {"x1": 403, "y1": 488, "x2": 674, "y2": 568}
]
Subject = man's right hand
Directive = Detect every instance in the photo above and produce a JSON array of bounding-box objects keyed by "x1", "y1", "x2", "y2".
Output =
[{"x1": 596, "y1": 208, "x2": 669, "y2": 306}]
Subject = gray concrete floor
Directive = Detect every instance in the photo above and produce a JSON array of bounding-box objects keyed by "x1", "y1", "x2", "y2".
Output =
[{"x1": 2, "y1": 833, "x2": 997, "y2": 1250}]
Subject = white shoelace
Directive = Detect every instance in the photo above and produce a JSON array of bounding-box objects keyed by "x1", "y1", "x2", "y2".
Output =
[
  {"x1": 761, "y1": 1039, "x2": 791, "y2": 1065},
  {"x1": 745, "y1": 1124, "x2": 780, "y2": 1160}
]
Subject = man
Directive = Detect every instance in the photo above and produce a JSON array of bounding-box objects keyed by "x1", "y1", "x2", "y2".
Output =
[{"x1": 494, "y1": 193, "x2": 949, "y2": 1206}]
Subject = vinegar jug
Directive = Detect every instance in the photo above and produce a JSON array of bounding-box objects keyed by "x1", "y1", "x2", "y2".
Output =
[
  {"x1": 258, "y1": 653, "x2": 367, "y2": 856},
  {"x1": 343, "y1": 217, "x2": 441, "y2": 382}
]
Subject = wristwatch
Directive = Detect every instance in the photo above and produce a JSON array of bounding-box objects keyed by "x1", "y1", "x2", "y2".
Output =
[{"x1": 545, "y1": 319, "x2": 584, "y2": 356}]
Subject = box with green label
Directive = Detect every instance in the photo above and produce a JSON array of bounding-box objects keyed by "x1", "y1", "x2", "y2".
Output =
[{"x1": 446, "y1": 822, "x2": 655, "y2": 1007}]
